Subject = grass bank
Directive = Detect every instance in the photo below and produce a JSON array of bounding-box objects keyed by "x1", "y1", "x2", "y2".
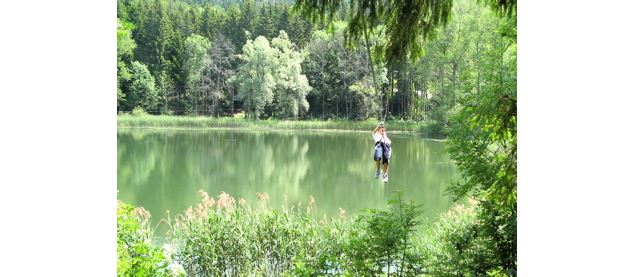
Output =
[{"x1": 117, "y1": 114, "x2": 441, "y2": 136}]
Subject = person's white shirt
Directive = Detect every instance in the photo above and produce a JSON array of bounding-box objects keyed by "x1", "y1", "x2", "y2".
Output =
[
  {"x1": 373, "y1": 132, "x2": 383, "y2": 143},
  {"x1": 373, "y1": 132, "x2": 391, "y2": 144}
]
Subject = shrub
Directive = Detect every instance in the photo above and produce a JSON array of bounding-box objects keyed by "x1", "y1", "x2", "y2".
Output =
[
  {"x1": 117, "y1": 201, "x2": 175, "y2": 276},
  {"x1": 131, "y1": 106, "x2": 149, "y2": 117},
  {"x1": 344, "y1": 193, "x2": 425, "y2": 275},
  {"x1": 418, "y1": 199, "x2": 516, "y2": 276}
]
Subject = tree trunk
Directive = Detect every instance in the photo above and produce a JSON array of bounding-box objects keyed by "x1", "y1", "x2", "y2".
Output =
[
  {"x1": 231, "y1": 86, "x2": 234, "y2": 116},
  {"x1": 452, "y1": 61, "x2": 457, "y2": 106},
  {"x1": 500, "y1": 41, "x2": 505, "y2": 88},
  {"x1": 423, "y1": 76, "x2": 428, "y2": 121},
  {"x1": 345, "y1": 80, "x2": 349, "y2": 119},
  {"x1": 401, "y1": 60, "x2": 405, "y2": 118},
  {"x1": 322, "y1": 91, "x2": 325, "y2": 120},
  {"x1": 440, "y1": 64, "x2": 445, "y2": 99}
]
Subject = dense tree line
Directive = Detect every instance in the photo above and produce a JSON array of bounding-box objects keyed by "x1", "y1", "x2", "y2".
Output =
[
  {"x1": 117, "y1": 0, "x2": 514, "y2": 132},
  {"x1": 117, "y1": 0, "x2": 314, "y2": 116}
]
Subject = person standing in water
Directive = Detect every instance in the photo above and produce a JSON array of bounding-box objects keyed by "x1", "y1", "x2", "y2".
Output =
[{"x1": 372, "y1": 122, "x2": 392, "y2": 182}]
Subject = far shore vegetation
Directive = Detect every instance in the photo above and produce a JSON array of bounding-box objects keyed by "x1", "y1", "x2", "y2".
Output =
[{"x1": 118, "y1": 108, "x2": 440, "y2": 136}]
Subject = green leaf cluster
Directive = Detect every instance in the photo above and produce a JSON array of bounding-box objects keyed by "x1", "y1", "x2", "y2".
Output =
[
  {"x1": 117, "y1": 201, "x2": 176, "y2": 277},
  {"x1": 232, "y1": 31, "x2": 312, "y2": 119}
]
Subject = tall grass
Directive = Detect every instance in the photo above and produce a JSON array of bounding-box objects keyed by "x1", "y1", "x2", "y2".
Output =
[
  {"x1": 164, "y1": 191, "x2": 438, "y2": 276},
  {"x1": 166, "y1": 191, "x2": 349, "y2": 276},
  {"x1": 117, "y1": 114, "x2": 438, "y2": 135},
  {"x1": 118, "y1": 192, "x2": 513, "y2": 276}
]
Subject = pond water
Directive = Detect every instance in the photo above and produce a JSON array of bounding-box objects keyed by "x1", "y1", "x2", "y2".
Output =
[{"x1": 117, "y1": 128, "x2": 460, "y2": 237}]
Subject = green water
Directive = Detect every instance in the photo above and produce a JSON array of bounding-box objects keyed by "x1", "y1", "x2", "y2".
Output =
[{"x1": 117, "y1": 128, "x2": 459, "y2": 233}]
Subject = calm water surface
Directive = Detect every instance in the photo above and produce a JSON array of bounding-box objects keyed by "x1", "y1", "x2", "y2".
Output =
[{"x1": 118, "y1": 128, "x2": 460, "y2": 235}]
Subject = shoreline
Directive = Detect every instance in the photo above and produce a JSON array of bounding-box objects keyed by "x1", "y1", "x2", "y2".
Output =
[
  {"x1": 118, "y1": 126, "x2": 448, "y2": 141},
  {"x1": 117, "y1": 114, "x2": 445, "y2": 139}
]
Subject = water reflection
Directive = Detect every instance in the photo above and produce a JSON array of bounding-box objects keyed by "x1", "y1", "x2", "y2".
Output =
[{"x1": 117, "y1": 128, "x2": 459, "y2": 228}]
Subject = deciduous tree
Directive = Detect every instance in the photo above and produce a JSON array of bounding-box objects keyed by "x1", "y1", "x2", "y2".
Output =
[
  {"x1": 271, "y1": 31, "x2": 311, "y2": 119},
  {"x1": 232, "y1": 36, "x2": 278, "y2": 119}
]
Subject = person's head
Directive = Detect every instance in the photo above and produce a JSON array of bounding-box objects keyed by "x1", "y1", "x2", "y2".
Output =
[{"x1": 378, "y1": 123, "x2": 385, "y2": 133}]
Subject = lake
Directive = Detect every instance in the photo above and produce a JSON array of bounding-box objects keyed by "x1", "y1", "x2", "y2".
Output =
[{"x1": 117, "y1": 128, "x2": 460, "y2": 237}]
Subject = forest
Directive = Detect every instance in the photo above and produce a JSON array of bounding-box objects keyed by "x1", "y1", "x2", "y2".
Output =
[{"x1": 117, "y1": 0, "x2": 515, "y2": 132}]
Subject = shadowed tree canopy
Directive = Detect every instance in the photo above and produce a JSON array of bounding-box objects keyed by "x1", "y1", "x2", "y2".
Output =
[
  {"x1": 293, "y1": 0, "x2": 516, "y2": 62},
  {"x1": 480, "y1": 0, "x2": 517, "y2": 21}
]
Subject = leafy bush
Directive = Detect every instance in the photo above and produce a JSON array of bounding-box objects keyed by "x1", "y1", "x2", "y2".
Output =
[
  {"x1": 117, "y1": 201, "x2": 182, "y2": 277},
  {"x1": 344, "y1": 193, "x2": 424, "y2": 275},
  {"x1": 418, "y1": 199, "x2": 516, "y2": 277},
  {"x1": 131, "y1": 106, "x2": 149, "y2": 117}
]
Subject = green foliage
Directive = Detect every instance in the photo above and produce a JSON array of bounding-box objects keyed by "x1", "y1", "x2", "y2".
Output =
[
  {"x1": 418, "y1": 203, "x2": 478, "y2": 276},
  {"x1": 131, "y1": 106, "x2": 149, "y2": 117},
  {"x1": 155, "y1": 70, "x2": 175, "y2": 114},
  {"x1": 232, "y1": 32, "x2": 312, "y2": 119},
  {"x1": 303, "y1": 23, "x2": 387, "y2": 120},
  {"x1": 117, "y1": 201, "x2": 174, "y2": 277},
  {"x1": 294, "y1": 0, "x2": 516, "y2": 63},
  {"x1": 117, "y1": 18, "x2": 137, "y2": 110},
  {"x1": 294, "y1": 0, "x2": 454, "y2": 62},
  {"x1": 120, "y1": 191, "x2": 512, "y2": 276},
  {"x1": 345, "y1": 192, "x2": 424, "y2": 275},
  {"x1": 444, "y1": 2, "x2": 517, "y2": 206},
  {"x1": 479, "y1": 0, "x2": 517, "y2": 22},
  {"x1": 232, "y1": 35, "x2": 278, "y2": 119},
  {"x1": 125, "y1": 61, "x2": 160, "y2": 112},
  {"x1": 117, "y1": 19, "x2": 137, "y2": 62},
  {"x1": 184, "y1": 34, "x2": 212, "y2": 85},
  {"x1": 439, "y1": 1, "x2": 517, "y2": 275},
  {"x1": 349, "y1": 77, "x2": 381, "y2": 119},
  {"x1": 271, "y1": 31, "x2": 312, "y2": 119},
  {"x1": 292, "y1": 0, "x2": 518, "y2": 123},
  {"x1": 169, "y1": 191, "x2": 348, "y2": 276},
  {"x1": 418, "y1": 200, "x2": 516, "y2": 276},
  {"x1": 446, "y1": 88, "x2": 516, "y2": 205},
  {"x1": 165, "y1": 191, "x2": 431, "y2": 276}
]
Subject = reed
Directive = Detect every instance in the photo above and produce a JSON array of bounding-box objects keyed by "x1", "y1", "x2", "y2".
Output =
[
  {"x1": 117, "y1": 114, "x2": 438, "y2": 135},
  {"x1": 117, "y1": 192, "x2": 508, "y2": 276},
  {"x1": 166, "y1": 191, "x2": 348, "y2": 276}
]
